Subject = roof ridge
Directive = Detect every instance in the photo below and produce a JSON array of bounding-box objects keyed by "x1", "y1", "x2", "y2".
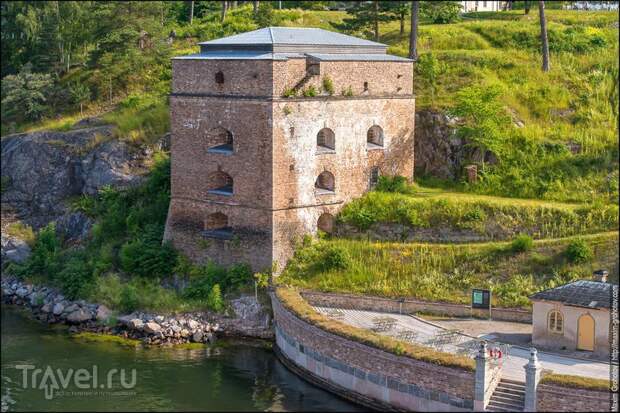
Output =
[{"x1": 268, "y1": 27, "x2": 274, "y2": 43}]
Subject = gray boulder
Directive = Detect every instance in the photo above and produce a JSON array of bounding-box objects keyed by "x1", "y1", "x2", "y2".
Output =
[
  {"x1": 1, "y1": 234, "x2": 31, "y2": 264},
  {"x1": 128, "y1": 319, "x2": 144, "y2": 330},
  {"x1": 95, "y1": 305, "x2": 112, "y2": 322},
  {"x1": 66, "y1": 308, "x2": 92, "y2": 323},
  {"x1": 191, "y1": 331, "x2": 203, "y2": 343},
  {"x1": 55, "y1": 212, "x2": 93, "y2": 243},
  {"x1": 52, "y1": 302, "x2": 65, "y2": 315},
  {"x1": 144, "y1": 322, "x2": 162, "y2": 334}
]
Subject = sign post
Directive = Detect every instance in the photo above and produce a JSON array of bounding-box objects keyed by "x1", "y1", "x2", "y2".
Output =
[{"x1": 471, "y1": 289, "x2": 492, "y2": 319}]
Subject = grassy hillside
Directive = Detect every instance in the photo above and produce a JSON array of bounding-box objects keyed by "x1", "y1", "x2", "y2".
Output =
[{"x1": 278, "y1": 231, "x2": 619, "y2": 308}]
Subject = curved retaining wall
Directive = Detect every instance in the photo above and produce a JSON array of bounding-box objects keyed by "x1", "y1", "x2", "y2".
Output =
[
  {"x1": 537, "y1": 383, "x2": 613, "y2": 412},
  {"x1": 271, "y1": 293, "x2": 475, "y2": 411}
]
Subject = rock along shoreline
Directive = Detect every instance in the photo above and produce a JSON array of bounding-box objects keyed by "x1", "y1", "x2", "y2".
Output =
[{"x1": 1, "y1": 275, "x2": 274, "y2": 345}]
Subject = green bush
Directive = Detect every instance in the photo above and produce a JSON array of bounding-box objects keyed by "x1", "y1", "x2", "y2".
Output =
[
  {"x1": 512, "y1": 234, "x2": 534, "y2": 253},
  {"x1": 58, "y1": 253, "x2": 94, "y2": 300},
  {"x1": 119, "y1": 224, "x2": 177, "y2": 279},
  {"x1": 565, "y1": 238, "x2": 593, "y2": 263},
  {"x1": 317, "y1": 245, "x2": 349, "y2": 271},
  {"x1": 375, "y1": 175, "x2": 411, "y2": 194},
  {"x1": 13, "y1": 223, "x2": 62, "y2": 280},
  {"x1": 206, "y1": 284, "x2": 224, "y2": 312},
  {"x1": 119, "y1": 283, "x2": 140, "y2": 313}
]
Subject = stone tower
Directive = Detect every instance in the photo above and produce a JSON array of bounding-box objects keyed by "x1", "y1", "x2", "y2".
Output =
[{"x1": 165, "y1": 27, "x2": 415, "y2": 272}]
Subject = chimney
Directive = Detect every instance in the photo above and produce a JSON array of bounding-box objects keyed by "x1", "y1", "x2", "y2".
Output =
[{"x1": 593, "y1": 269, "x2": 608, "y2": 283}]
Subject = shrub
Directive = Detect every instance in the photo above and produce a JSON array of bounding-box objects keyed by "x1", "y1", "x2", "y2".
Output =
[
  {"x1": 375, "y1": 175, "x2": 410, "y2": 193},
  {"x1": 119, "y1": 225, "x2": 177, "y2": 278},
  {"x1": 58, "y1": 253, "x2": 94, "y2": 300},
  {"x1": 341, "y1": 86, "x2": 354, "y2": 97},
  {"x1": 14, "y1": 223, "x2": 62, "y2": 280},
  {"x1": 565, "y1": 238, "x2": 593, "y2": 263},
  {"x1": 1, "y1": 65, "x2": 53, "y2": 123},
  {"x1": 119, "y1": 283, "x2": 140, "y2": 312},
  {"x1": 512, "y1": 234, "x2": 534, "y2": 252},
  {"x1": 206, "y1": 284, "x2": 224, "y2": 312},
  {"x1": 322, "y1": 76, "x2": 335, "y2": 95},
  {"x1": 317, "y1": 245, "x2": 349, "y2": 271}
]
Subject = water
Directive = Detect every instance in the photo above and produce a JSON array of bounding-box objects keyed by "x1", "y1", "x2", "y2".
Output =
[{"x1": 1, "y1": 305, "x2": 363, "y2": 412}]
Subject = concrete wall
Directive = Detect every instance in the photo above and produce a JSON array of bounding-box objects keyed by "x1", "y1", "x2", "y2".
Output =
[
  {"x1": 532, "y1": 300, "x2": 610, "y2": 357},
  {"x1": 302, "y1": 290, "x2": 532, "y2": 323},
  {"x1": 537, "y1": 383, "x2": 613, "y2": 412},
  {"x1": 272, "y1": 293, "x2": 475, "y2": 411}
]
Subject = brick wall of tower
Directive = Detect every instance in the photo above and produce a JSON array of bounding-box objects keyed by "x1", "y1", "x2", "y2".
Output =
[
  {"x1": 166, "y1": 55, "x2": 414, "y2": 273},
  {"x1": 167, "y1": 59, "x2": 276, "y2": 271},
  {"x1": 270, "y1": 96, "x2": 415, "y2": 268},
  {"x1": 272, "y1": 58, "x2": 413, "y2": 97}
]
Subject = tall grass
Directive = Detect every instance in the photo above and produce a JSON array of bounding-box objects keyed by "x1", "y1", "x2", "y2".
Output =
[{"x1": 279, "y1": 232, "x2": 619, "y2": 308}]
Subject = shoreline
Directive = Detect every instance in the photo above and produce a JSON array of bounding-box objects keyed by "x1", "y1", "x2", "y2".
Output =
[{"x1": 1, "y1": 275, "x2": 274, "y2": 347}]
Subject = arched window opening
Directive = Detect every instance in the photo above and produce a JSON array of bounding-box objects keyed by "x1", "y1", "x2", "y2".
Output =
[
  {"x1": 317, "y1": 213, "x2": 335, "y2": 234},
  {"x1": 367, "y1": 125, "x2": 384, "y2": 148},
  {"x1": 315, "y1": 171, "x2": 335, "y2": 194},
  {"x1": 215, "y1": 71, "x2": 225, "y2": 84},
  {"x1": 204, "y1": 212, "x2": 232, "y2": 239},
  {"x1": 548, "y1": 310, "x2": 563, "y2": 334},
  {"x1": 316, "y1": 128, "x2": 335, "y2": 152},
  {"x1": 207, "y1": 127, "x2": 233, "y2": 154},
  {"x1": 369, "y1": 166, "x2": 380, "y2": 189},
  {"x1": 207, "y1": 171, "x2": 233, "y2": 196}
]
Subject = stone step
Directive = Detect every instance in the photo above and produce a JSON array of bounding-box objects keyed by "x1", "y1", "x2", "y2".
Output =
[
  {"x1": 487, "y1": 399, "x2": 524, "y2": 412},
  {"x1": 494, "y1": 384, "x2": 525, "y2": 395},
  {"x1": 492, "y1": 389, "x2": 525, "y2": 402},
  {"x1": 500, "y1": 378, "x2": 526, "y2": 386},
  {"x1": 490, "y1": 393, "x2": 525, "y2": 405},
  {"x1": 496, "y1": 382, "x2": 526, "y2": 393}
]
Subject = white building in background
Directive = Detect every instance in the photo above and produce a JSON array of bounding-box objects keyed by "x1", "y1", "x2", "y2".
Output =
[{"x1": 461, "y1": 1, "x2": 507, "y2": 12}]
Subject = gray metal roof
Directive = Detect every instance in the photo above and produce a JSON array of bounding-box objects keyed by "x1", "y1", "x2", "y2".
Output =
[
  {"x1": 175, "y1": 27, "x2": 412, "y2": 62},
  {"x1": 530, "y1": 280, "x2": 614, "y2": 309},
  {"x1": 199, "y1": 27, "x2": 386, "y2": 48}
]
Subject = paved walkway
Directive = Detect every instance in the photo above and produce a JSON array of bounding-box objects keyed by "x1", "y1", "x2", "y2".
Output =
[{"x1": 313, "y1": 306, "x2": 612, "y2": 381}]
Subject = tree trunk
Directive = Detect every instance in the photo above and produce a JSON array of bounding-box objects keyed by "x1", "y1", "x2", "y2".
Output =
[
  {"x1": 189, "y1": 1, "x2": 194, "y2": 25},
  {"x1": 278, "y1": 0, "x2": 282, "y2": 9},
  {"x1": 408, "y1": 1, "x2": 419, "y2": 61},
  {"x1": 80, "y1": 102, "x2": 83, "y2": 116},
  {"x1": 253, "y1": 1, "x2": 260, "y2": 15},
  {"x1": 400, "y1": 11, "x2": 405, "y2": 36},
  {"x1": 221, "y1": 1, "x2": 228, "y2": 23},
  {"x1": 539, "y1": 1, "x2": 550, "y2": 72},
  {"x1": 525, "y1": 0, "x2": 531, "y2": 14},
  {"x1": 373, "y1": 0, "x2": 379, "y2": 41}
]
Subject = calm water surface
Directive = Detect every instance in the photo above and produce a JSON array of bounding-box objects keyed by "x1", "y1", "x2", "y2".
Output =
[{"x1": 1, "y1": 305, "x2": 363, "y2": 412}]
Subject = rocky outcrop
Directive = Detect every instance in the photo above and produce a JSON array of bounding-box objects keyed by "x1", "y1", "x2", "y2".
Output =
[
  {"x1": 0, "y1": 233, "x2": 31, "y2": 264},
  {"x1": 1, "y1": 125, "x2": 149, "y2": 229},
  {"x1": 414, "y1": 110, "x2": 497, "y2": 180},
  {"x1": 1, "y1": 276, "x2": 274, "y2": 345}
]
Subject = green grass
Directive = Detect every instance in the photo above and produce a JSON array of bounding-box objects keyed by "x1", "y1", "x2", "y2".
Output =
[
  {"x1": 540, "y1": 373, "x2": 611, "y2": 391},
  {"x1": 338, "y1": 187, "x2": 618, "y2": 240},
  {"x1": 72, "y1": 332, "x2": 142, "y2": 347},
  {"x1": 276, "y1": 287, "x2": 475, "y2": 371},
  {"x1": 4, "y1": 222, "x2": 35, "y2": 246},
  {"x1": 279, "y1": 232, "x2": 619, "y2": 308}
]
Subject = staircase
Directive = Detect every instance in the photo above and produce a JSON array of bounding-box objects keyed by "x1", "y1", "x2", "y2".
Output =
[{"x1": 487, "y1": 378, "x2": 525, "y2": 412}]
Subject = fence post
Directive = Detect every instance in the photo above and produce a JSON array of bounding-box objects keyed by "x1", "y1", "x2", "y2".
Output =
[
  {"x1": 474, "y1": 341, "x2": 489, "y2": 411},
  {"x1": 524, "y1": 347, "x2": 541, "y2": 412}
]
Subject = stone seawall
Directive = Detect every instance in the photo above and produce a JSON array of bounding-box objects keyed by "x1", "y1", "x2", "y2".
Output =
[
  {"x1": 271, "y1": 293, "x2": 475, "y2": 411},
  {"x1": 537, "y1": 383, "x2": 613, "y2": 412},
  {"x1": 301, "y1": 290, "x2": 532, "y2": 323}
]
